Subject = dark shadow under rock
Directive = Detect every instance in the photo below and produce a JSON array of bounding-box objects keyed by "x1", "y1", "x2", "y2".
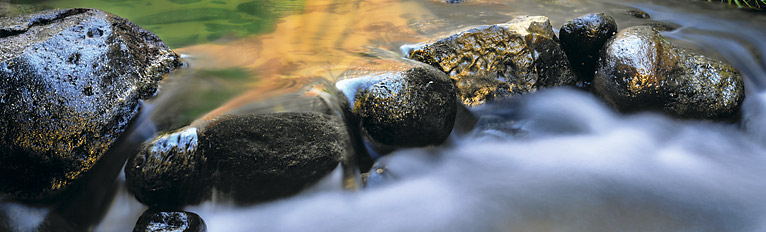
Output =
[{"x1": 559, "y1": 12, "x2": 617, "y2": 83}]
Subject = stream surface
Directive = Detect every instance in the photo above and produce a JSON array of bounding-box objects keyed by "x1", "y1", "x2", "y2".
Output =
[{"x1": 3, "y1": 0, "x2": 766, "y2": 231}]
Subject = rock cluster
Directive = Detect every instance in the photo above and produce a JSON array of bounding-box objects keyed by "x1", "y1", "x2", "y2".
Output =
[
  {"x1": 0, "y1": 8, "x2": 179, "y2": 201},
  {"x1": 0, "y1": 7, "x2": 751, "y2": 230}
]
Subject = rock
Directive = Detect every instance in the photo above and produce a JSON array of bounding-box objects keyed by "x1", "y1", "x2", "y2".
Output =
[
  {"x1": 593, "y1": 26, "x2": 745, "y2": 120},
  {"x1": 408, "y1": 16, "x2": 576, "y2": 106},
  {"x1": 559, "y1": 13, "x2": 617, "y2": 82},
  {"x1": 624, "y1": 9, "x2": 651, "y2": 19},
  {"x1": 337, "y1": 64, "x2": 457, "y2": 147},
  {"x1": 125, "y1": 128, "x2": 210, "y2": 209},
  {"x1": 125, "y1": 111, "x2": 349, "y2": 206},
  {"x1": 133, "y1": 210, "x2": 206, "y2": 232},
  {"x1": 0, "y1": 9, "x2": 180, "y2": 200},
  {"x1": 202, "y1": 112, "x2": 349, "y2": 203}
]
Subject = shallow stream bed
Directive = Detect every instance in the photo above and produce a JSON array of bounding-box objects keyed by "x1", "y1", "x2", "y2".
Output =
[{"x1": 2, "y1": 0, "x2": 766, "y2": 231}]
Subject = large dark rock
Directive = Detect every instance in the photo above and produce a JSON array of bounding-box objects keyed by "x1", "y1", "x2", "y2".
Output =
[
  {"x1": 559, "y1": 13, "x2": 617, "y2": 83},
  {"x1": 593, "y1": 26, "x2": 745, "y2": 120},
  {"x1": 337, "y1": 64, "x2": 457, "y2": 147},
  {"x1": 125, "y1": 128, "x2": 210, "y2": 209},
  {"x1": 202, "y1": 112, "x2": 349, "y2": 203},
  {"x1": 0, "y1": 9, "x2": 180, "y2": 200},
  {"x1": 126, "y1": 112, "x2": 350, "y2": 206},
  {"x1": 408, "y1": 16, "x2": 576, "y2": 106},
  {"x1": 133, "y1": 210, "x2": 206, "y2": 232}
]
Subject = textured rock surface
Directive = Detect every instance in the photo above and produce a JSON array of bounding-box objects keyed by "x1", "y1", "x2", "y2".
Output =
[
  {"x1": 408, "y1": 16, "x2": 576, "y2": 106},
  {"x1": 125, "y1": 128, "x2": 210, "y2": 209},
  {"x1": 133, "y1": 210, "x2": 206, "y2": 232},
  {"x1": 338, "y1": 64, "x2": 457, "y2": 147},
  {"x1": 560, "y1": 13, "x2": 617, "y2": 82},
  {"x1": 202, "y1": 112, "x2": 349, "y2": 203},
  {"x1": 0, "y1": 8, "x2": 180, "y2": 201},
  {"x1": 593, "y1": 26, "x2": 744, "y2": 120}
]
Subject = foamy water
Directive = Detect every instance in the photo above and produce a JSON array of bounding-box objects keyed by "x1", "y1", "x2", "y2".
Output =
[{"x1": 185, "y1": 88, "x2": 766, "y2": 232}]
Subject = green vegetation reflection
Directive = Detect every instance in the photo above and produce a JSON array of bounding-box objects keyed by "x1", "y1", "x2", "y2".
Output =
[
  {"x1": 157, "y1": 68, "x2": 254, "y2": 130},
  {"x1": 39, "y1": 0, "x2": 305, "y2": 48}
]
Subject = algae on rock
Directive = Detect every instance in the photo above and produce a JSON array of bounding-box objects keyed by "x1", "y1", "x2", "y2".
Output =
[{"x1": 408, "y1": 16, "x2": 576, "y2": 106}]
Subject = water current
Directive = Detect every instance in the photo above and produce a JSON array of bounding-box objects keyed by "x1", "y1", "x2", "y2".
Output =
[{"x1": 2, "y1": 0, "x2": 766, "y2": 231}]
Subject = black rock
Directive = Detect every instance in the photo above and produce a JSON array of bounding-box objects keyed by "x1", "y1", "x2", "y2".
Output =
[
  {"x1": 593, "y1": 26, "x2": 745, "y2": 120},
  {"x1": 133, "y1": 210, "x2": 206, "y2": 232},
  {"x1": 559, "y1": 13, "x2": 617, "y2": 82},
  {"x1": 408, "y1": 16, "x2": 576, "y2": 106},
  {"x1": 337, "y1": 64, "x2": 457, "y2": 147},
  {"x1": 125, "y1": 111, "x2": 350, "y2": 206},
  {"x1": 202, "y1": 112, "x2": 349, "y2": 203},
  {"x1": 0, "y1": 9, "x2": 180, "y2": 201},
  {"x1": 624, "y1": 9, "x2": 651, "y2": 19},
  {"x1": 125, "y1": 128, "x2": 210, "y2": 209}
]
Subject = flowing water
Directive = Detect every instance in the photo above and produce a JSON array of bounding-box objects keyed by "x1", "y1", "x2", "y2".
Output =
[{"x1": 2, "y1": 0, "x2": 766, "y2": 231}]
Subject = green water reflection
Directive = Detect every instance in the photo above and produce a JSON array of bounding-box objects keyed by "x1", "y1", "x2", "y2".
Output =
[
  {"x1": 154, "y1": 67, "x2": 254, "y2": 129},
  {"x1": 28, "y1": 0, "x2": 305, "y2": 48}
]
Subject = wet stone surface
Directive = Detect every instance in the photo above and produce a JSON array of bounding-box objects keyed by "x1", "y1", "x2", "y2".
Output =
[
  {"x1": 559, "y1": 13, "x2": 617, "y2": 83},
  {"x1": 125, "y1": 128, "x2": 210, "y2": 209},
  {"x1": 202, "y1": 112, "x2": 349, "y2": 203},
  {"x1": 593, "y1": 26, "x2": 745, "y2": 120},
  {"x1": 408, "y1": 15, "x2": 576, "y2": 106},
  {"x1": 338, "y1": 64, "x2": 457, "y2": 148},
  {"x1": 0, "y1": 8, "x2": 180, "y2": 201},
  {"x1": 133, "y1": 210, "x2": 206, "y2": 232},
  {"x1": 125, "y1": 112, "x2": 350, "y2": 206}
]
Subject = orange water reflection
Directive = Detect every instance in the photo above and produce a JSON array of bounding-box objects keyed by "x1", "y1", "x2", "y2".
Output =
[{"x1": 177, "y1": 0, "x2": 443, "y2": 123}]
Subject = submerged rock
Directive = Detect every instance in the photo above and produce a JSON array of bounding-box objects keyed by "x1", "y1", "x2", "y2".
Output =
[
  {"x1": 408, "y1": 16, "x2": 576, "y2": 106},
  {"x1": 559, "y1": 13, "x2": 617, "y2": 82},
  {"x1": 133, "y1": 210, "x2": 206, "y2": 232},
  {"x1": 593, "y1": 26, "x2": 745, "y2": 120},
  {"x1": 202, "y1": 112, "x2": 349, "y2": 203},
  {"x1": 338, "y1": 64, "x2": 457, "y2": 147},
  {"x1": 125, "y1": 128, "x2": 210, "y2": 209},
  {"x1": 0, "y1": 8, "x2": 180, "y2": 200}
]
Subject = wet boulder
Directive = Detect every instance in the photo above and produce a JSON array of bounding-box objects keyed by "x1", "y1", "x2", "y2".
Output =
[
  {"x1": 337, "y1": 64, "x2": 457, "y2": 147},
  {"x1": 202, "y1": 112, "x2": 350, "y2": 203},
  {"x1": 593, "y1": 26, "x2": 745, "y2": 120},
  {"x1": 559, "y1": 13, "x2": 617, "y2": 82},
  {"x1": 126, "y1": 111, "x2": 349, "y2": 206},
  {"x1": 408, "y1": 16, "x2": 576, "y2": 106},
  {"x1": 125, "y1": 128, "x2": 210, "y2": 209},
  {"x1": 0, "y1": 9, "x2": 180, "y2": 200},
  {"x1": 133, "y1": 210, "x2": 206, "y2": 232}
]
